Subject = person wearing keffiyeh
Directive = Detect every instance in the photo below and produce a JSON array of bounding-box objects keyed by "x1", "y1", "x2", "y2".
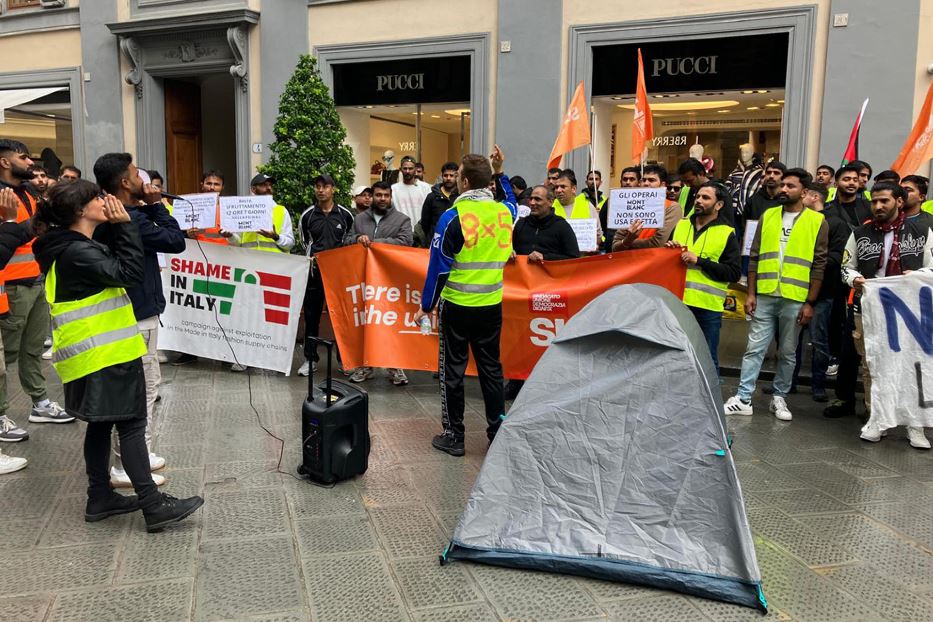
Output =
[{"x1": 831, "y1": 183, "x2": 933, "y2": 447}]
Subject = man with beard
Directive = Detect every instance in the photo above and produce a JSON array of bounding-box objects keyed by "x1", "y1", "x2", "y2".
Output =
[
  {"x1": 391, "y1": 156, "x2": 432, "y2": 234},
  {"x1": 93, "y1": 153, "x2": 186, "y2": 485},
  {"x1": 837, "y1": 183, "x2": 933, "y2": 448},
  {"x1": 545, "y1": 167, "x2": 562, "y2": 190},
  {"x1": 346, "y1": 181, "x2": 413, "y2": 387},
  {"x1": 419, "y1": 162, "x2": 459, "y2": 247},
  {"x1": 724, "y1": 168, "x2": 828, "y2": 422},
  {"x1": 29, "y1": 165, "x2": 53, "y2": 200},
  {"x1": 620, "y1": 167, "x2": 641, "y2": 188},
  {"x1": 552, "y1": 170, "x2": 601, "y2": 251},
  {"x1": 0, "y1": 140, "x2": 73, "y2": 445},
  {"x1": 743, "y1": 161, "x2": 786, "y2": 221},
  {"x1": 815, "y1": 165, "x2": 835, "y2": 189},
  {"x1": 667, "y1": 183, "x2": 741, "y2": 372},
  {"x1": 613, "y1": 164, "x2": 682, "y2": 251}
]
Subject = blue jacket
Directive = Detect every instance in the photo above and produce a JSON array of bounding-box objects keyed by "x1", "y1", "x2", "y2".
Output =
[{"x1": 94, "y1": 203, "x2": 186, "y2": 320}]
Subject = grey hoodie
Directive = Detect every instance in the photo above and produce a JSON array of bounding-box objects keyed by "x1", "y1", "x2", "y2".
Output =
[{"x1": 345, "y1": 205, "x2": 413, "y2": 247}]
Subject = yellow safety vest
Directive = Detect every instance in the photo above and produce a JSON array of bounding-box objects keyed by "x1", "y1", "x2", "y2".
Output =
[
  {"x1": 441, "y1": 199, "x2": 513, "y2": 307},
  {"x1": 46, "y1": 262, "x2": 147, "y2": 384},
  {"x1": 553, "y1": 194, "x2": 592, "y2": 219},
  {"x1": 672, "y1": 218, "x2": 733, "y2": 312},
  {"x1": 678, "y1": 186, "x2": 695, "y2": 219},
  {"x1": 922, "y1": 199, "x2": 933, "y2": 216},
  {"x1": 755, "y1": 207, "x2": 824, "y2": 302},
  {"x1": 240, "y1": 204, "x2": 289, "y2": 252}
]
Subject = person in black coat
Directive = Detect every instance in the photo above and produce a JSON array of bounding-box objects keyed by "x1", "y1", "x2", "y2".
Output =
[
  {"x1": 418, "y1": 162, "x2": 459, "y2": 248},
  {"x1": 511, "y1": 185, "x2": 581, "y2": 261},
  {"x1": 32, "y1": 180, "x2": 203, "y2": 532}
]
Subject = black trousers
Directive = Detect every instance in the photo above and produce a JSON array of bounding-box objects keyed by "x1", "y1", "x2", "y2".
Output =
[
  {"x1": 439, "y1": 299, "x2": 505, "y2": 441},
  {"x1": 303, "y1": 270, "x2": 326, "y2": 362},
  {"x1": 834, "y1": 307, "x2": 861, "y2": 405},
  {"x1": 85, "y1": 413, "x2": 159, "y2": 507}
]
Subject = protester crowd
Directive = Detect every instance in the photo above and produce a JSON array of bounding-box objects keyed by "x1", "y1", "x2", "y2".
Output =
[{"x1": 0, "y1": 131, "x2": 930, "y2": 533}]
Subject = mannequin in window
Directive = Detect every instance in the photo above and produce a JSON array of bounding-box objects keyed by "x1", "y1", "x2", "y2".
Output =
[
  {"x1": 689, "y1": 142, "x2": 715, "y2": 176},
  {"x1": 728, "y1": 143, "x2": 763, "y2": 216},
  {"x1": 380, "y1": 149, "x2": 400, "y2": 185}
]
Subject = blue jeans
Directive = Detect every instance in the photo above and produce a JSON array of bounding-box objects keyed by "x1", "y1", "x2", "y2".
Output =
[
  {"x1": 689, "y1": 306, "x2": 722, "y2": 372},
  {"x1": 738, "y1": 295, "x2": 803, "y2": 400},
  {"x1": 808, "y1": 298, "x2": 833, "y2": 389}
]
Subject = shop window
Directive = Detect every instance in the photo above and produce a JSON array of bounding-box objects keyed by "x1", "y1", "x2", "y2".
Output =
[
  {"x1": 7, "y1": 0, "x2": 41, "y2": 9},
  {"x1": 0, "y1": 87, "x2": 74, "y2": 176}
]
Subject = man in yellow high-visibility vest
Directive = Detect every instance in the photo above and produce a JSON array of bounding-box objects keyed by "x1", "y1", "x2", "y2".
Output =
[
  {"x1": 415, "y1": 145, "x2": 516, "y2": 457},
  {"x1": 238, "y1": 173, "x2": 294, "y2": 254},
  {"x1": 724, "y1": 168, "x2": 829, "y2": 423}
]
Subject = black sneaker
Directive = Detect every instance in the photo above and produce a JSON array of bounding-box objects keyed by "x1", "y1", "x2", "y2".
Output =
[
  {"x1": 143, "y1": 493, "x2": 205, "y2": 533},
  {"x1": 823, "y1": 399, "x2": 855, "y2": 418},
  {"x1": 812, "y1": 387, "x2": 828, "y2": 403},
  {"x1": 85, "y1": 492, "x2": 140, "y2": 522},
  {"x1": 431, "y1": 433, "x2": 465, "y2": 457},
  {"x1": 172, "y1": 353, "x2": 198, "y2": 366}
]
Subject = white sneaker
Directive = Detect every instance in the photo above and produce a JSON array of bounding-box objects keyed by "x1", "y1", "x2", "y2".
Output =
[
  {"x1": 0, "y1": 449, "x2": 27, "y2": 474},
  {"x1": 770, "y1": 396, "x2": 793, "y2": 421},
  {"x1": 43, "y1": 337, "x2": 52, "y2": 348},
  {"x1": 41, "y1": 347, "x2": 53, "y2": 361},
  {"x1": 389, "y1": 368, "x2": 409, "y2": 386},
  {"x1": 110, "y1": 466, "x2": 166, "y2": 488},
  {"x1": 860, "y1": 422, "x2": 884, "y2": 442},
  {"x1": 28, "y1": 401, "x2": 75, "y2": 424},
  {"x1": 157, "y1": 351, "x2": 169, "y2": 364},
  {"x1": 297, "y1": 360, "x2": 311, "y2": 377},
  {"x1": 350, "y1": 367, "x2": 374, "y2": 383},
  {"x1": 723, "y1": 396, "x2": 753, "y2": 416},
  {"x1": 149, "y1": 452, "x2": 166, "y2": 471},
  {"x1": 826, "y1": 363, "x2": 839, "y2": 376},
  {"x1": 0, "y1": 415, "x2": 29, "y2": 442},
  {"x1": 230, "y1": 363, "x2": 248, "y2": 372},
  {"x1": 907, "y1": 427, "x2": 931, "y2": 450}
]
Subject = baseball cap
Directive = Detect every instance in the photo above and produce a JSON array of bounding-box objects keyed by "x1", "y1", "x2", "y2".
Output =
[
  {"x1": 250, "y1": 173, "x2": 273, "y2": 186},
  {"x1": 313, "y1": 173, "x2": 336, "y2": 186},
  {"x1": 352, "y1": 185, "x2": 372, "y2": 197}
]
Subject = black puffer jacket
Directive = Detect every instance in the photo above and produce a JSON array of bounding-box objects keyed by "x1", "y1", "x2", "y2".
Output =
[
  {"x1": 419, "y1": 183, "x2": 458, "y2": 241},
  {"x1": 512, "y1": 211, "x2": 581, "y2": 260},
  {"x1": 33, "y1": 222, "x2": 147, "y2": 421}
]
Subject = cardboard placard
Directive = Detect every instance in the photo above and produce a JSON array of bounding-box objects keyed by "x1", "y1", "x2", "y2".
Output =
[
  {"x1": 568, "y1": 218, "x2": 599, "y2": 252},
  {"x1": 219, "y1": 195, "x2": 275, "y2": 233},
  {"x1": 172, "y1": 193, "x2": 218, "y2": 229},
  {"x1": 608, "y1": 188, "x2": 666, "y2": 229}
]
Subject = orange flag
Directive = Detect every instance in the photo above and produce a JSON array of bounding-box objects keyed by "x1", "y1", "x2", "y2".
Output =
[
  {"x1": 891, "y1": 80, "x2": 933, "y2": 177},
  {"x1": 547, "y1": 81, "x2": 591, "y2": 170},
  {"x1": 631, "y1": 48, "x2": 654, "y2": 164}
]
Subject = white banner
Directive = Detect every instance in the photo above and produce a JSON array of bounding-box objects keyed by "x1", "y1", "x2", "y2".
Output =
[
  {"x1": 862, "y1": 271, "x2": 933, "y2": 430},
  {"x1": 174, "y1": 193, "x2": 218, "y2": 229},
  {"x1": 158, "y1": 241, "x2": 310, "y2": 374},
  {"x1": 219, "y1": 195, "x2": 274, "y2": 233},
  {"x1": 607, "y1": 187, "x2": 665, "y2": 229}
]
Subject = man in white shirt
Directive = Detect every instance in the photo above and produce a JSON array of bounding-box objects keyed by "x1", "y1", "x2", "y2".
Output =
[{"x1": 391, "y1": 156, "x2": 432, "y2": 234}]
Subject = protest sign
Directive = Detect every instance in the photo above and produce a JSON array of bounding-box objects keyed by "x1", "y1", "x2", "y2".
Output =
[
  {"x1": 158, "y1": 240, "x2": 310, "y2": 374},
  {"x1": 742, "y1": 220, "x2": 759, "y2": 256},
  {"x1": 316, "y1": 244, "x2": 685, "y2": 379},
  {"x1": 608, "y1": 188, "x2": 665, "y2": 229},
  {"x1": 568, "y1": 218, "x2": 599, "y2": 252},
  {"x1": 173, "y1": 193, "x2": 218, "y2": 229},
  {"x1": 861, "y1": 271, "x2": 933, "y2": 430},
  {"x1": 219, "y1": 195, "x2": 275, "y2": 233}
]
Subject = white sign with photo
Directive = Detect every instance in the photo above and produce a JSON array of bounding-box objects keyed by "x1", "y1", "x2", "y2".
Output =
[
  {"x1": 219, "y1": 195, "x2": 275, "y2": 233},
  {"x1": 607, "y1": 188, "x2": 666, "y2": 229}
]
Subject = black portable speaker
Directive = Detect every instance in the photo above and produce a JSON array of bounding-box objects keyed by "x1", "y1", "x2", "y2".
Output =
[{"x1": 297, "y1": 338, "x2": 370, "y2": 484}]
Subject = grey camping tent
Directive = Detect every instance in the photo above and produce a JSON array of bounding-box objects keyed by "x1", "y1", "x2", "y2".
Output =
[{"x1": 442, "y1": 284, "x2": 766, "y2": 611}]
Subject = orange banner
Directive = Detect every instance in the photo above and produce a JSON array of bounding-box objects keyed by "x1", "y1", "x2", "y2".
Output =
[
  {"x1": 631, "y1": 48, "x2": 654, "y2": 164},
  {"x1": 316, "y1": 244, "x2": 686, "y2": 379},
  {"x1": 547, "y1": 81, "x2": 591, "y2": 170}
]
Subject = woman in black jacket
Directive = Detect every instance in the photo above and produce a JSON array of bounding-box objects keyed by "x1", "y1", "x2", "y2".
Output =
[{"x1": 32, "y1": 180, "x2": 203, "y2": 531}]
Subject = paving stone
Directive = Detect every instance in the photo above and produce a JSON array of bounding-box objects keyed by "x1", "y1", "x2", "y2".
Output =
[
  {"x1": 370, "y1": 504, "x2": 448, "y2": 559},
  {"x1": 819, "y1": 563, "x2": 933, "y2": 621},
  {"x1": 852, "y1": 501, "x2": 933, "y2": 549},
  {"x1": 801, "y1": 447, "x2": 898, "y2": 478},
  {"x1": 47, "y1": 580, "x2": 192, "y2": 622},
  {"x1": 202, "y1": 487, "x2": 288, "y2": 541},
  {"x1": 304, "y1": 552, "x2": 409, "y2": 621},
  {"x1": 0, "y1": 595, "x2": 51, "y2": 622},
  {"x1": 777, "y1": 463, "x2": 901, "y2": 504},
  {"x1": 118, "y1": 518, "x2": 199, "y2": 583},
  {"x1": 295, "y1": 514, "x2": 380, "y2": 557},
  {"x1": 734, "y1": 462, "x2": 806, "y2": 492},
  {"x1": 195, "y1": 537, "x2": 305, "y2": 621},
  {"x1": 203, "y1": 460, "x2": 282, "y2": 488},
  {"x1": 747, "y1": 507, "x2": 858, "y2": 566},
  {"x1": 0, "y1": 474, "x2": 64, "y2": 518},
  {"x1": 284, "y1": 479, "x2": 366, "y2": 518},
  {"x1": 411, "y1": 604, "x2": 500, "y2": 622},
  {"x1": 391, "y1": 556, "x2": 484, "y2": 610},
  {"x1": 0, "y1": 543, "x2": 117, "y2": 595},
  {"x1": 603, "y1": 595, "x2": 708, "y2": 621},
  {"x1": 38, "y1": 494, "x2": 130, "y2": 548},
  {"x1": 750, "y1": 487, "x2": 852, "y2": 515},
  {"x1": 469, "y1": 563, "x2": 604, "y2": 621}
]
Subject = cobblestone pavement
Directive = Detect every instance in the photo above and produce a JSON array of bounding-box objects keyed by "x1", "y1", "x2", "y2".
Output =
[{"x1": 3, "y1": 355, "x2": 933, "y2": 621}]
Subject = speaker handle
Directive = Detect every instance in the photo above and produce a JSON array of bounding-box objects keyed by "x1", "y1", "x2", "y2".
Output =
[{"x1": 305, "y1": 337, "x2": 335, "y2": 405}]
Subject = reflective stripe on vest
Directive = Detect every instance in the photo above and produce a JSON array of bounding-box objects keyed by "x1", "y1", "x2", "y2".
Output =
[
  {"x1": 240, "y1": 205, "x2": 288, "y2": 252},
  {"x1": 672, "y1": 218, "x2": 732, "y2": 312},
  {"x1": 755, "y1": 207, "x2": 824, "y2": 302},
  {"x1": 0, "y1": 192, "x2": 39, "y2": 281},
  {"x1": 441, "y1": 199, "x2": 513, "y2": 307},
  {"x1": 46, "y1": 262, "x2": 146, "y2": 384},
  {"x1": 553, "y1": 194, "x2": 592, "y2": 219}
]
